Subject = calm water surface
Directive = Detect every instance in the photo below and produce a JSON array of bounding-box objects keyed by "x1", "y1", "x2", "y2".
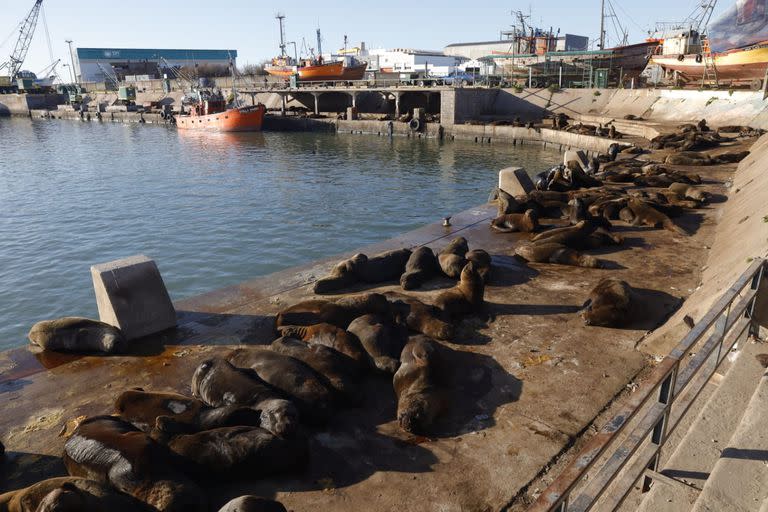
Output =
[{"x1": 0, "y1": 118, "x2": 560, "y2": 349}]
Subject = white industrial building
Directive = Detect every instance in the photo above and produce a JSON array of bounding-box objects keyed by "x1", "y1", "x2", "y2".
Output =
[{"x1": 364, "y1": 48, "x2": 467, "y2": 76}]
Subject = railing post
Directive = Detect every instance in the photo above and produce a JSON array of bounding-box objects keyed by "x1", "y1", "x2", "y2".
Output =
[
  {"x1": 714, "y1": 304, "x2": 731, "y2": 364},
  {"x1": 748, "y1": 263, "x2": 765, "y2": 338},
  {"x1": 642, "y1": 364, "x2": 678, "y2": 492}
]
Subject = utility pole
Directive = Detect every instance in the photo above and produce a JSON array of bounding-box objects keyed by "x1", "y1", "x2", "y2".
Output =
[
  {"x1": 599, "y1": 0, "x2": 606, "y2": 49},
  {"x1": 65, "y1": 39, "x2": 77, "y2": 84}
]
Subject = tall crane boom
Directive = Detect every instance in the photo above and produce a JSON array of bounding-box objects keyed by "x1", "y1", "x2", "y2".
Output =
[{"x1": 0, "y1": 0, "x2": 44, "y2": 79}]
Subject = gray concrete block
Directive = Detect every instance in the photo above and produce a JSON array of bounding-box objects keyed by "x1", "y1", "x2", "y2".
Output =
[
  {"x1": 346, "y1": 107, "x2": 358, "y2": 121},
  {"x1": 564, "y1": 149, "x2": 589, "y2": 170},
  {"x1": 91, "y1": 255, "x2": 176, "y2": 340},
  {"x1": 499, "y1": 167, "x2": 534, "y2": 197}
]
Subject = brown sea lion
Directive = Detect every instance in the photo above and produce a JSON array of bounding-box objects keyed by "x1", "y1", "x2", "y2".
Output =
[
  {"x1": 382, "y1": 293, "x2": 454, "y2": 341},
  {"x1": 276, "y1": 324, "x2": 367, "y2": 365},
  {"x1": 433, "y1": 262, "x2": 485, "y2": 318},
  {"x1": 668, "y1": 182, "x2": 710, "y2": 203},
  {"x1": 497, "y1": 188, "x2": 522, "y2": 216},
  {"x1": 515, "y1": 242, "x2": 602, "y2": 268},
  {"x1": 227, "y1": 349, "x2": 337, "y2": 424},
  {"x1": 27, "y1": 318, "x2": 125, "y2": 354},
  {"x1": 490, "y1": 209, "x2": 539, "y2": 233},
  {"x1": 393, "y1": 336, "x2": 448, "y2": 435},
  {"x1": 465, "y1": 249, "x2": 492, "y2": 284},
  {"x1": 63, "y1": 416, "x2": 206, "y2": 512},
  {"x1": 114, "y1": 389, "x2": 262, "y2": 437},
  {"x1": 218, "y1": 496, "x2": 288, "y2": 512},
  {"x1": 400, "y1": 246, "x2": 440, "y2": 290},
  {"x1": 190, "y1": 358, "x2": 298, "y2": 438},
  {"x1": 581, "y1": 279, "x2": 634, "y2": 327},
  {"x1": 438, "y1": 237, "x2": 469, "y2": 278},
  {"x1": 665, "y1": 153, "x2": 714, "y2": 166},
  {"x1": 270, "y1": 337, "x2": 361, "y2": 403},
  {"x1": 531, "y1": 220, "x2": 599, "y2": 248},
  {"x1": 347, "y1": 314, "x2": 409, "y2": 374},
  {"x1": 312, "y1": 253, "x2": 367, "y2": 294},
  {"x1": 624, "y1": 199, "x2": 688, "y2": 235},
  {"x1": 0, "y1": 477, "x2": 156, "y2": 512},
  {"x1": 568, "y1": 198, "x2": 613, "y2": 230},
  {"x1": 275, "y1": 293, "x2": 392, "y2": 329},
  {"x1": 167, "y1": 426, "x2": 306, "y2": 480}
]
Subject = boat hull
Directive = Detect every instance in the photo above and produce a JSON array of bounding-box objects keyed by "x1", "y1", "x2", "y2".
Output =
[
  {"x1": 176, "y1": 105, "x2": 266, "y2": 132},
  {"x1": 652, "y1": 45, "x2": 768, "y2": 82},
  {"x1": 266, "y1": 65, "x2": 296, "y2": 78},
  {"x1": 297, "y1": 61, "x2": 367, "y2": 81}
]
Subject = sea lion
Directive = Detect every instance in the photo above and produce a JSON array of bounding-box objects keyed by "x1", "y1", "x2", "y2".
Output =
[
  {"x1": 63, "y1": 416, "x2": 206, "y2": 512},
  {"x1": 490, "y1": 209, "x2": 539, "y2": 233},
  {"x1": 581, "y1": 279, "x2": 634, "y2": 327},
  {"x1": 531, "y1": 220, "x2": 599, "y2": 248},
  {"x1": 497, "y1": 188, "x2": 522, "y2": 216},
  {"x1": 167, "y1": 426, "x2": 306, "y2": 480},
  {"x1": 312, "y1": 253, "x2": 367, "y2": 294},
  {"x1": 218, "y1": 496, "x2": 288, "y2": 512},
  {"x1": 568, "y1": 198, "x2": 612, "y2": 229},
  {"x1": 515, "y1": 242, "x2": 602, "y2": 268},
  {"x1": 624, "y1": 198, "x2": 688, "y2": 235},
  {"x1": 665, "y1": 152, "x2": 714, "y2": 166},
  {"x1": 275, "y1": 293, "x2": 392, "y2": 329},
  {"x1": 382, "y1": 293, "x2": 454, "y2": 341},
  {"x1": 438, "y1": 237, "x2": 469, "y2": 278},
  {"x1": 27, "y1": 318, "x2": 125, "y2": 354},
  {"x1": 227, "y1": 349, "x2": 337, "y2": 424},
  {"x1": 0, "y1": 477, "x2": 156, "y2": 512},
  {"x1": 465, "y1": 249, "x2": 492, "y2": 284},
  {"x1": 190, "y1": 358, "x2": 298, "y2": 438},
  {"x1": 393, "y1": 336, "x2": 448, "y2": 435},
  {"x1": 668, "y1": 182, "x2": 710, "y2": 203},
  {"x1": 114, "y1": 389, "x2": 262, "y2": 437},
  {"x1": 347, "y1": 314, "x2": 409, "y2": 374},
  {"x1": 433, "y1": 262, "x2": 485, "y2": 319},
  {"x1": 276, "y1": 324, "x2": 367, "y2": 365},
  {"x1": 400, "y1": 246, "x2": 440, "y2": 290},
  {"x1": 270, "y1": 337, "x2": 361, "y2": 403}
]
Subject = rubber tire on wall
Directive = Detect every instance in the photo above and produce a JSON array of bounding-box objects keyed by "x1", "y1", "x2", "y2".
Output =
[{"x1": 409, "y1": 118, "x2": 421, "y2": 131}]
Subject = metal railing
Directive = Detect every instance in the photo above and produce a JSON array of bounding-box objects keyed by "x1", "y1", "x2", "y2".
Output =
[{"x1": 528, "y1": 258, "x2": 766, "y2": 512}]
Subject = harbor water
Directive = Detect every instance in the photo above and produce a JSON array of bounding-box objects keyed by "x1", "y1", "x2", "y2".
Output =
[{"x1": 0, "y1": 118, "x2": 561, "y2": 350}]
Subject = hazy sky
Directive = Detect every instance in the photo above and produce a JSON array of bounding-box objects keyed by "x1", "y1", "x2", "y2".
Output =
[{"x1": 2, "y1": 0, "x2": 730, "y2": 75}]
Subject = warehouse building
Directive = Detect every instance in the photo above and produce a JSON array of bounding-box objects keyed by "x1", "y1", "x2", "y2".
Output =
[
  {"x1": 75, "y1": 48, "x2": 237, "y2": 82},
  {"x1": 365, "y1": 48, "x2": 466, "y2": 76}
]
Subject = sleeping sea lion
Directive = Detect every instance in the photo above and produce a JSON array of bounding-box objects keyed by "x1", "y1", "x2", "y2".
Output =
[
  {"x1": 382, "y1": 293, "x2": 454, "y2": 341},
  {"x1": 400, "y1": 246, "x2": 440, "y2": 290},
  {"x1": 531, "y1": 220, "x2": 597, "y2": 246},
  {"x1": 0, "y1": 477, "x2": 156, "y2": 512},
  {"x1": 347, "y1": 314, "x2": 409, "y2": 374},
  {"x1": 63, "y1": 416, "x2": 206, "y2": 512},
  {"x1": 27, "y1": 318, "x2": 125, "y2": 354},
  {"x1": 433, "y1": 262, "x2": 485, "y2": 319},
  {"x1": 190, "y1": 358, "x2": 298, "y2": 438},
  {"x1": 218, "y1": 496, "x2": 288, "y2": 512},
  {"x1": 624, "y1": 198, "x2": 688, "y2": 235},
  {"x1": 276, "y1": 324, "x2": 367, "y2": 365},
  {"x1": 490, "y1": 209, "x2": 539, "y2": 233},
  {"x1": 515, "y1": 242, "x2": 602, "y2": 268},
  {"x1": 667, "y1": 182, "x2": 710, "y2": 203},
  {"x1": 312, "y1": 254, "x2": 367, "y2": 294},
  {"x1": 581, "y1": 279, "x2": 634, "y2": 327},
  {"x1": 275, "y1": 293, "x2": 393, "y2": 329},
  {"x1": 393, "y1": 336, "x2": 448, "y2": 435},
  {"x1": 270, "y1": 337, "x2": 362, "y2": 403},
  {"x1": 438, "y1": 237, "x2": 469, "y2": 278},
  {"x1": 313, "y1": 249, "x2": 412, "y2": 294},
  {"x1": 167, "y1": 426, "x2": 307, "y2": 480},
  {"x1": 227, "y1": 349, "x2": 337, "y2": 424}
]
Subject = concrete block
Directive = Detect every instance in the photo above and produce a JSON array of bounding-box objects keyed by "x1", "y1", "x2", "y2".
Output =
[
  {"x1": 91, "y1": 255, "x2": 176, "y2": 340},
  {"x1": 564, "y1": 149, "x2": 589, "y2": 170},
  {"x1": 346, "y1": 107, "x2": 358, "y2": 121},
  {"x1": 499, "y1": 167, "x2": 534, "y2": 197}
]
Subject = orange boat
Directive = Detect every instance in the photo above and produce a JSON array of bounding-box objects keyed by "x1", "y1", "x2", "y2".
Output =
[
  {"x1": 176, "y1": 97, "x2": 266, "y2": 132},
  {"x1": 297, "y1": 59, "x2": 367, "y2": 81}
]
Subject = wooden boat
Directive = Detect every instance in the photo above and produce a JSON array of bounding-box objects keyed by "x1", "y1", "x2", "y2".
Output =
[
  {"x1": 176, "y1": 97, "x2": 266, "y2": 132},
  {"x1": 297, "y1": 60, "x2": 367, "y2": 81},
  {"x1": 265, "y1": 56, "x2": 297, "y2": 78},
  {"x1": 651, "y1": 43, "x2": 768, "y2": 87}
]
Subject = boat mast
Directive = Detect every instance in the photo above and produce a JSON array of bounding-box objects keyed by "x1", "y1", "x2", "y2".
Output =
[
  {"x1": 276, "y1": 13, "x2": 287, "y2": 57},
  {"x1": 316, "y1": 28, "x2": 323, "y2": 63},
  {"x1": 599, "y1": 0, "x2": 606, "y2": 49}
]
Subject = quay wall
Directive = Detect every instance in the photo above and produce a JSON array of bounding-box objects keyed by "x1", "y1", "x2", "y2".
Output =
[{"x1": 0, "y1": 94, "x2": 64, "y2": 116}]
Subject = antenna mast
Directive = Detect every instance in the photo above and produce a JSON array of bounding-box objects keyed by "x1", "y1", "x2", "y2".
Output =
[
  {"x1": 599, "y1": 0, "x2": 606, "y2": 49},
  {"x1": 276, "y1": 13, "x2": 287, "y2": 57}
]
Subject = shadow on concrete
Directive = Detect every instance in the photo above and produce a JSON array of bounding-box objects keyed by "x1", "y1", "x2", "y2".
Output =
[
  {"x1": 1, "y1": 452, "x2": 67, "y2": 493},
  {"x1": 624, "y1": 288, "x2": 682, "y2": 331},
  {"x1": 174, "y1": 312, "x2": 276, "y2": 346},
  {"x1": 488, "y1": 303, "x2": 583, "y2": 317},
  {"x1": 720, "y1": 447, "x2": 768, "y2": 461}
]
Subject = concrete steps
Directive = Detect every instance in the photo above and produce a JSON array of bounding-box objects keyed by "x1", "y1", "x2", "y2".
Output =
[
  {"x1": 636, "y1": 339, "x2": 766, "y2": 512},
  {"x1": 691, "y1": 366, "x2": 768, "y2": 512}
]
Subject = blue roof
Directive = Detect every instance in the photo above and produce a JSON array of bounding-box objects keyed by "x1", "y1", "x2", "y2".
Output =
[{"x1": 76, "y1": 48, "x2": 237, "y2": 61}]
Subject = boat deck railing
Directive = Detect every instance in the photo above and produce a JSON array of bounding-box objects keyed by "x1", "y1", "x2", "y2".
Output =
[{"x1": 527, "y1": 258, "x2": 766, "y2": 512}]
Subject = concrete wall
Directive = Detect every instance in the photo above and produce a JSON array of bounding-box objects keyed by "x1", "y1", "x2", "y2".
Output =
[
  {"x1": 441, "y1": 88, "x2": 499, "y2": 124},
  {"x1": 0, "y1": 94, "x2": 65, "y2": 116}
]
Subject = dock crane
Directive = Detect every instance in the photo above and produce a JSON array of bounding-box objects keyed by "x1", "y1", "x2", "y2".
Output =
[
  {"x1": 0, "y1": 0, "x2": 43, "y2": 93},
  {"x1": 96, "y1": 61, "x2": 136, "y2": 106}
]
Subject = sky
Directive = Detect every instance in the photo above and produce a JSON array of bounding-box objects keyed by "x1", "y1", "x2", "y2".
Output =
[{"x1": 2, "y1": 0, "x2": 731, "y2": 76}]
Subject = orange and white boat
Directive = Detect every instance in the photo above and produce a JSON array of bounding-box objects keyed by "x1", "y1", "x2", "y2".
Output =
[
  {"x1": 297, "y1": 59, "x2": 367, "y2": 81},
  {"x1": 176, "y1": 96, "x2": 266, "y2": 132}
]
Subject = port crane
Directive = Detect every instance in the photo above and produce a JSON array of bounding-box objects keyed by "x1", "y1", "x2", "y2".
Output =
[
  {"x1": 0, "y1": 0, "x2": 43, "y2": 92},
  {"x1": 96, "y1": 61, "x2": 136, "y2": 105}
]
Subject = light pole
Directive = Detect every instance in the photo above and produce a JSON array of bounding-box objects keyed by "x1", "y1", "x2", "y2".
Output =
[
  {"x1": 62, "y1": 63, "x2": 74, "y2": 83},
  {"x1": 65, "y1": 40, "x2": 77, "y2": 84}
]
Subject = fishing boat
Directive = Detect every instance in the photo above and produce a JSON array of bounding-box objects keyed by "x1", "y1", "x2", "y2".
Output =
[
  {"x1": 176, "y1": 91, "x2": 266, "y2": 132},
  {"x1": 297, "y1": 58, "x2": 367, "y2": 81}
]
